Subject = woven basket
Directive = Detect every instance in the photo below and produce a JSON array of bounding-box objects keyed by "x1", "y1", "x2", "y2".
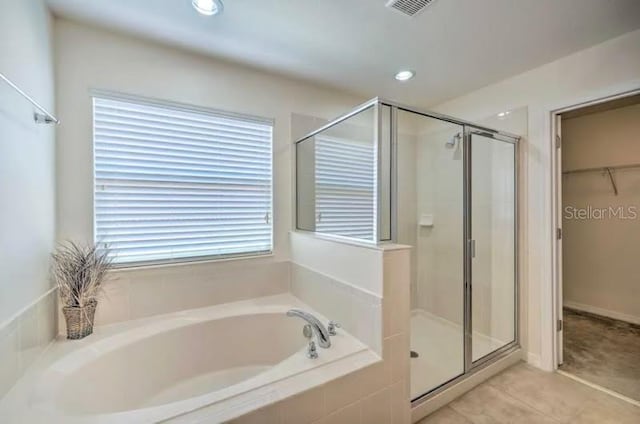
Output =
[{"x1": 63, "y1": 300, "x2": 97, "y2": 339}]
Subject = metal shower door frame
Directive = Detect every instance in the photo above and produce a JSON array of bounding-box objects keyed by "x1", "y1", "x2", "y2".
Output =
[
  {"x1": 463, "y1": 126, "x2": 520, "y2": 374},
  {"x1": 293, "y1": 98, "x2": 521, "y2": 405},
  {"x1": 379, "y1": 99, "x2": 520, "y2": 406}
]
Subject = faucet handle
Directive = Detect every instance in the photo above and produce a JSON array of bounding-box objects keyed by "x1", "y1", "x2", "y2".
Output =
[
  {"x1": 307, "y1": 340, "x2": 318, "y2": 359},
  {"x1": 327, "y1": 320, "x2": 341, "y2": 336},
  {"x1": 302, "y1": 324, "x2": 313, "y2": 339}
]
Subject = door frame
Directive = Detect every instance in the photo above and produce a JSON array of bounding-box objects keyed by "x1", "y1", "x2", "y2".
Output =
[
  {"x1": 549, "y1": 87, "x2": 640, "y2": 371},
  {"x1": 465, "y1": 127, "x2": 520, "y2": 372}
]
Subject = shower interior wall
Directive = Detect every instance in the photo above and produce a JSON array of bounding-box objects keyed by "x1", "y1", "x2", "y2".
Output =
[{"x1": 397, "y1": 108, "x2": 527, "y2": 350}]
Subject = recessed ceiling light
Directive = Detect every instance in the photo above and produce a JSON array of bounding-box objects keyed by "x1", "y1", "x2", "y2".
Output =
[
  {"x1": 192, "y1": 0, "x2": 224, "y2": 16},
  {"x1": 497, "y1": 111, "x2": 511, "y2": 118},
  {"x1": 395, "y1": 70, "x2": 415, "y2": 81}
]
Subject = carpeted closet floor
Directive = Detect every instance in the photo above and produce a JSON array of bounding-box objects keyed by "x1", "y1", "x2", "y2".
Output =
[{"x1": 561, "y1": 308, "x2": 640, "y2": 401}]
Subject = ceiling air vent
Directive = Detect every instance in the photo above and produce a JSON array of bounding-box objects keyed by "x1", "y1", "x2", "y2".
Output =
[{"x1": 386, "y1": 0, "x2": 435, "y2": 17}]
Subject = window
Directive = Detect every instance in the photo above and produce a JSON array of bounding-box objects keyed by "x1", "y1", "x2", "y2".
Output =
[
  {"x1": 93, "y1": 94, "x2": 273, "y2": 265},
  {"x1": 314, "y1": 135, "x2": 376, "y2": 240}
]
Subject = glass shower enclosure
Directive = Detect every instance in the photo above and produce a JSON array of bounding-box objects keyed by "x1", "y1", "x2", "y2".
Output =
[{"x1": 295, "y1": 98, "x2": 519, "y2": 404}]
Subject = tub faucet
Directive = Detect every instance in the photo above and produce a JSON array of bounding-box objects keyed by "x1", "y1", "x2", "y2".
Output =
[{"x1": 286, "y1": 309, "x2": 331, "y2": 349}]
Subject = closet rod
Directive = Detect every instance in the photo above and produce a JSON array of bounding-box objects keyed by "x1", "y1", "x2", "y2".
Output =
[
  {"x1": 562, "y1": 164, "x2": 640, "y2": 196},
  {"x1": 562, "y1": 163, "x2": 640, "y2": 175},
  {"x1": 0, "y1": 72, "x2": 59, "y2": 125},
  {"x1": 605, "y1": 168, "x2": 618, "y2": 196}
]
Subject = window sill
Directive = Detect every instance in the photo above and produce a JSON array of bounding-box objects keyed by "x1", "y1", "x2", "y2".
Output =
[{"x1": 109, "y1": 251, "x2": 274, "y2": 272}]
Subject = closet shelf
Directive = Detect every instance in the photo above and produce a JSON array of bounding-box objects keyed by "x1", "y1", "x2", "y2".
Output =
[
  {"x1": 562, "y1": 163, "x2": 640, "y2": 175},
  {"x1": 562, "y1": 163, "x2": 640, "y2": 196}
]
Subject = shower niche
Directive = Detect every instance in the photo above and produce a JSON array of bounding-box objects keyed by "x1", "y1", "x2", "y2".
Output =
[{"x1": 295, "y1": 99, "x2": 519, "y2": 403}]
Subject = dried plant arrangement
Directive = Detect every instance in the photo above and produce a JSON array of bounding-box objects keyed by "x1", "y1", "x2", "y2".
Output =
[{"x1": 51, "y1": 241, "x2": 113, "y2": 339}]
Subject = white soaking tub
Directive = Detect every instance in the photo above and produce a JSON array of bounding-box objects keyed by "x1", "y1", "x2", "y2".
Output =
[{"x1": 0, "y1": 294, "x2": 378, "y2": 423}]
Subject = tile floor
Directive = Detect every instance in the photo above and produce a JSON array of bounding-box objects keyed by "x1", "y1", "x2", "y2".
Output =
[
  {"x1": 561, "y1": 308, "x2": 640, "y2": 401},
  {"x1": 417, "y1": 362, "x2": 640, "y2": 424}
]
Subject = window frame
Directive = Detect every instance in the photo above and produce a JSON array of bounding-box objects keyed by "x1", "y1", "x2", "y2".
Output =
[{"x1": 91, "y1": 90, "x2": 274, "y2": 268}]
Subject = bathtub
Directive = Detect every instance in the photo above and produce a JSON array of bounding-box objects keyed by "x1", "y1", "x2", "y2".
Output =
[{"x1": 0, "y1": 294, "x2": 378, "y2": 423}]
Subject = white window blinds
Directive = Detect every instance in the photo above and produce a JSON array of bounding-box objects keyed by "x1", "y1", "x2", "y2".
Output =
[
  {"x1": 93, "y1": 95, "x2": 273, "y2": 265},
  {"x1": 315, "y1": 136, "x2": 376, "y2": 240}
]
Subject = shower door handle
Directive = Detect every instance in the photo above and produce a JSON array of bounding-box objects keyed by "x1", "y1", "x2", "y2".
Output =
[{"x1": 469, "y1": 239, "x2": 476, "y2": 258}]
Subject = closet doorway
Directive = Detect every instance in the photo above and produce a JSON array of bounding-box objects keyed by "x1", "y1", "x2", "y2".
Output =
[{"x1": 555, "y1": 92, "x2": 640, "y2": 402}]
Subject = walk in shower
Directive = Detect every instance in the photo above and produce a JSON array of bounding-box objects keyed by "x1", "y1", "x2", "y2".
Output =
[{"x1": 295, "y1": 98, "x2": 519, "y2": 404}]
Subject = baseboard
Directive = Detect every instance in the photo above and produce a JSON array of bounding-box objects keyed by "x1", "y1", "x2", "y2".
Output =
[
  {"x1": 557, "y1": 370, "x2": 640, "y2": 408},
  {"x1": 563, "y1": 301, "x2": 640, "y2": 326},
  {"x1": 526, "y1": 352, "x2": 541, "y2": 368}
]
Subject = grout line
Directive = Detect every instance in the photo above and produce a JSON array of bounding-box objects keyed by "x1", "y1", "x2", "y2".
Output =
[
  {"x1": 488, "y1": 382, "x2": 564, "y2": 423},
  {"x1": 557, "y1": 370, "x2": 640, "y2": 408},
  {"x1": 482, "y1": 364, "x2": 568, "y2": 422},
  {"x1": 311, "y1": 397, "x2": 362, "y2": 424},
  {"x1": 290, "y1": 262, "x2": 381, "y2": 304},
  {"x1": 0, "y1": 287, "x2": 57, "y2": 332},
  {"x1": 507, "y1": 362, "x2": 586, "y2": 422}
]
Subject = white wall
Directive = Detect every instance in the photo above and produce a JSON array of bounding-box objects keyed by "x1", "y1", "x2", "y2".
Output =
[
  {"x1": 563, "y1": 103, "x2": 640, "y2": 170},
  {"x1": 432, "y1": 29, "x2": 640, "y2": 369},
  {"x1": 412, "y1": 122, "x2": 464, "y2": 325},
  {"x1": 562, "y1": 103, "x2": 640, "y2": 324},
  {"x1": 0, "y1": 0, "x2": 58, "y2": 398},
  {"x1": 0, "y1": 0, "x2": 56, "y2": 326},
  {"x1": 53, "y1": 18, "x2": 362, "y2": 311},
  {"x1": 396, "y1": 132, "x2": 417, "y2": 309}
]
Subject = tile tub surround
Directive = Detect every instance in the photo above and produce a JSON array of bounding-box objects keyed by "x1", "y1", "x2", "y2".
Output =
[
  {"x1": 289, "y1": 232, "x2": 412, "y2": 343},
  {"x1": 0, "y1": 289, "x2": 57, "y2": 399},
  {"x1": 290, "y1": 263, "x2": 382, "y2": 354},
  {"x1": 0, "y1": 294, "x2": 378, "y2": 423},
  {"x1": 289, "y1": 231, "x2": 385, "y2": 296},
  {"x1": 228, "y1": 233, "x2": 413, "y2": 424},
  {"x1": 228, "y1": 340, "x2": 409, "y2": 424},
  {"x1": 417, "y1": 362, "x2": 640, "y2": 424},
  {"x1": 3, "y1": 231, "x2": 410, "y2": 423},
  {"x1": 58, "y1": 259, "x2": 290, "y2": 332}
]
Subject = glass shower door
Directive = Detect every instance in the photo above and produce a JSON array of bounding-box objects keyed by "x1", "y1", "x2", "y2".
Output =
[
  {"x1": 469, "y1": 130, "x2": 517, "y2": 363},
  {"x1": 395, "y1": 109, "x2": 466, "y2": 400}
]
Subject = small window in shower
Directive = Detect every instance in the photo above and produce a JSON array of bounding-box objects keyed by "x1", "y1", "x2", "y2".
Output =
[
  {"x1": 296, "y1": 105, "x2": 385, "y2": 242},
  {"x1": 315, "y1": 136, "x2": 376, "y2": 239}
]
